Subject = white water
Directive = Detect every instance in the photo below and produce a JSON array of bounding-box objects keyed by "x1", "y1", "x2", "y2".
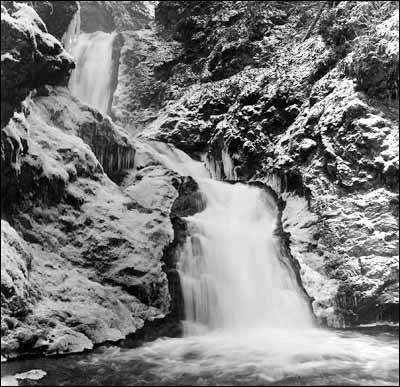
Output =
[
  {"x1": 135, "y1": 139, "x2": 210, "y2": 179},
  {"x1": 68, "y1": 31, "x2": 117, "y2": 114},
  {"x1": 137, "y1": 141, "x2": 313, "y2": 333},
  {"x1": 179, "y1": 179, "x2": 313, "y2": 334}
]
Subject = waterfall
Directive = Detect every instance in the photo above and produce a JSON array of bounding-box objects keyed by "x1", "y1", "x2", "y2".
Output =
[
  {"x1": 138, "y1": 141, "x2": 314, "y2": 334},
  {"x1": 61, "y1": 4, "x2": 81, "y2": 53},
  {"x1": 136, "y1": 140, "x2": 210, "y2": 178},
  {"x1": 68, "y1": 31, "x2": 117, "y2": 114},
  {"x1": 179, "y1": 179, "x2": 314, "y2": 334}
]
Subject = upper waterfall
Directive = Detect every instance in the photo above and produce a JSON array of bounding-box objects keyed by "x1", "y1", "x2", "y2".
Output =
[{"x1": 68, "y1": 31, "x2": 117, "y2": 114}]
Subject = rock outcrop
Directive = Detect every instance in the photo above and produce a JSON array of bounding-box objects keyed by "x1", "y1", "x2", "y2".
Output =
[
  {"x1": 1, "y1": 3, "x2": 74, "y2": 128},
  {"x1": 2, "y1": 1, "x2": 79, "y2": 40},
  {"x1": 34, "y1": 87, "x2": 136, "y2": 178},
  {"x1": 111, "y1": 28, "x2": 182, "y2": 133},
  {"x1": 79, "y1": 1, "x2": 152, "y2": 34}
]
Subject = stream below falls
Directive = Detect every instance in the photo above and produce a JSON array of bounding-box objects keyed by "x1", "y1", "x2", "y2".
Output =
[{"x1": 1, "y1": 326, "x2": 398, "y2": 386}]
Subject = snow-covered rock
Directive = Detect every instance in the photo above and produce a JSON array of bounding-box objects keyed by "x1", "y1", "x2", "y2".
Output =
[
  {"x1": 0, "y1": 88, "x2": 200, "y2": 359},
  {"x1": 1, "y1": 3, "x2": 74, "y2": 127}
]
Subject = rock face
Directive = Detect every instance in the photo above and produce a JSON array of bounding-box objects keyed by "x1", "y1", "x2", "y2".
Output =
[
  {"x1": 1, "y1": 3, "x2": 75, "y2": 128},
  {"x1": 79, "y1": 1, "x2": 152, "y2": 33},
  {"x1": 1, "y1": 86, "x2": 136, "y2": 216},
  {"x1": 2, "y1": 1, "x2": 79, "y2": 40},
  {"x1": 111, "y1": 28, "x2": 182, "y2": 133},
  {"x1": 111, "y1": 1, "x2": 399, "y2": 326},
  {"x1": 35, "y1": 87, "x2": 136, "y2": 178}
]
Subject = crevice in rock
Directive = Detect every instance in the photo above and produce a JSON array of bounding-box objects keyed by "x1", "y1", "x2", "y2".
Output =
[
  {"x1": 336, "y1": 279, "x2": 400, "y2": 326},
  {"x1": 161, "y1": 176, "x2": 206, "y2": 323},
  {"x1": 117, "y1": 315, "x2": 184, "y2": 349}
]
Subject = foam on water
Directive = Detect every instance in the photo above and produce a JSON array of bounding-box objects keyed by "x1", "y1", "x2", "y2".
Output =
[
  {"x1": 103, "y1": 328, "x2": 398, "y2": 386},
  {"x1": 1, "y1": 328, "x2": 398, "y2": 385}
]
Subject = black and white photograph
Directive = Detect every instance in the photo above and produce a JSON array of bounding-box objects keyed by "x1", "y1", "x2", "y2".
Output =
[{"x1": 1, "y1": 1, "x2": 399, "y2": 386}]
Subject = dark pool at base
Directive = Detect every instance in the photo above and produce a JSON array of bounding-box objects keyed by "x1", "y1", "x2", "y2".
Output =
[{"x1": 2, "y1": 327, "x2": 398, "y2": 386}]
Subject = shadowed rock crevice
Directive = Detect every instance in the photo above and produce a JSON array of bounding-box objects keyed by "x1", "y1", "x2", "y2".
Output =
[{"x1": 162, "y1": 176, "x2": 206, "y2": 321}]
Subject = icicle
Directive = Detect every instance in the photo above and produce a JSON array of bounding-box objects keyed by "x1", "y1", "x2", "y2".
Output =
[{"x1": 221, "y1": 147, "x2": 237, "y2": 180}]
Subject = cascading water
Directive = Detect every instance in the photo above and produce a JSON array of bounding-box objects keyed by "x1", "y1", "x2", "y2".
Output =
[
  {"x1": 135, "y1": 140, "x2": 313, "y2": 334},
  {"x1": 179, "y1": 179, "x2": 313, "y2": 334},
  {"x1": 61, "y1": 5, "x2": 81, "y2": 53},
  {"x1": 68, "y1": 31, "x2": 117, "y2": 114}
]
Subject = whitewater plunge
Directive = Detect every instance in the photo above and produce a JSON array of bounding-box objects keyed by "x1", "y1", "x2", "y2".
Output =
[
  {"x1": 179, "y1": 179, "x2": 313, "y2": 334},
  {"x1": 68, "y1": 31, "x2": 117, "y2": 114},
  {"x1": 136, "y1": 140, "x2": 313, "y2": 332}
]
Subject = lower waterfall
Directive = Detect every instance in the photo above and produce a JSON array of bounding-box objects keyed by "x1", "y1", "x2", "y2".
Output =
[
  {"x1": 68, "y1": 31, "x2": 117, "y2": 114},
  {"x1": 179, "y1": 178, "x2": 313, "y2": 334},
  {"x1": 137, "y1": 141, "x2": 313, "y2": 333}
]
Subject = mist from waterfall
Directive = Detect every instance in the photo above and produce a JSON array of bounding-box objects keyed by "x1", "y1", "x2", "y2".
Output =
[{"x1": 68, "y1": 31, "x2": 117, "y2": 114}]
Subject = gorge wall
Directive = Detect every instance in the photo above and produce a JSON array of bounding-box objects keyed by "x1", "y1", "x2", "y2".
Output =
[{"x1": 1, "y1": 0, "x2": 399, "y2": 360}]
